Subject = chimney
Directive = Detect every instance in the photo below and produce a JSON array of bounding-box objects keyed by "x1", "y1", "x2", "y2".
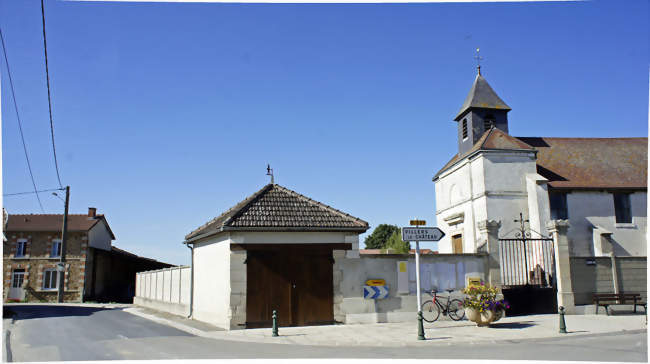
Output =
[{"x1": 88, "y1": 207, "x2": 97, "y2": 218}]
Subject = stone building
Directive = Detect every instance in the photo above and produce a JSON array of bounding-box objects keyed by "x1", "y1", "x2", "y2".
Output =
[
  {"x1": 182, "y1": 183, "x2": 369, "y2": 329},
  {"x1": 4, "y1": 207, "x2": 172, "y2": 303},
  {"x1": 433, "y1": 68, "x2": 647, "y2": 312}
]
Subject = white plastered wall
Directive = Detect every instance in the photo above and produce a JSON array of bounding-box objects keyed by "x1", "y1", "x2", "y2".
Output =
[
  {"x1": 435, "y1": 151, "x2": 538, "y2": 253},
  {"x1": 192, "y1": 233, "x2": 232, "y2": 329},
  {"x1": 229, "y1": 231, "x2": 355, "y2": 246},
  {"x1": 88, "y1": 221, "x2": 113, "y2": 251},
  {"x1": 566, "y1": 191, "x2": 647, "y2": 257}
]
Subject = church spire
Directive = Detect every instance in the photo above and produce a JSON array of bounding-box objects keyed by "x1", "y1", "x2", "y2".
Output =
[
  {"x1": 475, "y1": 48, "x2": 483, "y2": 76},
  {"x1": 454, "y1": 72, "x2": 511, "y2": 122}
]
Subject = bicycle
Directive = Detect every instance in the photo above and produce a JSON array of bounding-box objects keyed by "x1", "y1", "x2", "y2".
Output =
[{"x1": 420, "y1": 289, "x2": 465, "y2": 322}]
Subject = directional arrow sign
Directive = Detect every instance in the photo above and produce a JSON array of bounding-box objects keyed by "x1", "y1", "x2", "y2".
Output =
[
  {"x1": 363, "y1": 285, "x2": 389, "y2": 299},
  {"x1": 401, "y1": 227, "x2": 445, "y2": 242}
]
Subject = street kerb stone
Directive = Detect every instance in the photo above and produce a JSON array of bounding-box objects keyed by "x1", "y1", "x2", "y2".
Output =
[{"x1": 124, "y1": 306, "x2": 647, "y2": 348}]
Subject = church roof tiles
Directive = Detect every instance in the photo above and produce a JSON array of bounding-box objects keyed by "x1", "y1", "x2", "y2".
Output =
[{"x1": 433, "y1": 130, "x2": 647, "y2": 190}]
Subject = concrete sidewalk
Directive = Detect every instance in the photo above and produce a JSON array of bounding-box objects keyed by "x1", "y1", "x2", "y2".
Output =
[{"x1": 124, "y1": 306, "x2": 647, "y2": 348}]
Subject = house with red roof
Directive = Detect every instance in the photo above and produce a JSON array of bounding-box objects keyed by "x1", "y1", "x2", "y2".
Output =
[{"x1": 3, "y1": 207, "x2": 172, "y2": 303}]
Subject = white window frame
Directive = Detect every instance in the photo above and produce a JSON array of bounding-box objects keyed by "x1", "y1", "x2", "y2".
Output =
[
  {"x1": 51, "y1": 239, "x2": 62, "y2": 258},
  {"x1": 12, "y1": 269, "x2": 25, "y2": 288},
  {"x1": 42, "y1": 269, "x2": 59, "y2": 290},
  {"x1": 15, "y1": 239, "x2": 27, "y2": 257}
]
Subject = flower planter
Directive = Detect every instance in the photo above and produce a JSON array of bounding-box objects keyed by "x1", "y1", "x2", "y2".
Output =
[{"x1": 464, "y1": 307, "x2": 505, "y2": 327}]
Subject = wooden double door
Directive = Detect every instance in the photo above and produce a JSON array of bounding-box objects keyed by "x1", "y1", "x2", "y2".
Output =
[{"x1": 245, "y1": 245, "x2": 334, "y2": 328}]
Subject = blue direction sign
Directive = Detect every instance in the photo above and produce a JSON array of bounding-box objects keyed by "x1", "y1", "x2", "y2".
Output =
[{"x1": 363, "y1": 285, "x2": 389, "y2": 299}]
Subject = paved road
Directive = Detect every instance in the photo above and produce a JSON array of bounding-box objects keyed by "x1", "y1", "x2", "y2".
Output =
[{"x1": 4, "y1": 305, "x2": 647, "y2": 362}]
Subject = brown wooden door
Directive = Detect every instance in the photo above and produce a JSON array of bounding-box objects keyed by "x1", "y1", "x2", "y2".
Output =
[
  {"x1": 291, "y1": 251, "x2": 334, "y2": 326},
  {"x1": 245, "y1": 251, "x2": 292, "y2": 328},
  {"x1": 245, "y1": 246, "x2": 334, "y2": 328},
  {"x1": 452, "y1": 234, "x2": 463, "y2": 253}
]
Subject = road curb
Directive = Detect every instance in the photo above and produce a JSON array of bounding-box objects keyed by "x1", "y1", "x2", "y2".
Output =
[
  {"x1": 123, "y1": 307, "x2": 209, "y2": 338},
  {"x1": 124, "y1": 307, "x2": 648, "y2": 348}
]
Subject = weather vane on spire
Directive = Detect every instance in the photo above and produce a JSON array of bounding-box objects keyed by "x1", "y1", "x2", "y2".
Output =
[
  {"x1": 266, "y1": 164, "x2": 274, "y2": 184},
  {"x1": 474, "y1": 48, "x2": 483, "y2": 75}
]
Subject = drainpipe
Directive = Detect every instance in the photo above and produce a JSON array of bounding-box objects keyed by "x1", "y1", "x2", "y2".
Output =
[
  {"x1": 609, "y1": 252, "x2": 619, "y2": 295},
  {"x1": 185, "y1": 242, "x2": 194, "y2": 318}
]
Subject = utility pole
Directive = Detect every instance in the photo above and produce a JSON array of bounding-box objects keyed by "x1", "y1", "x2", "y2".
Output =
[{"x1": 57, "y1": 185, "x2": 69, "y2": 303}]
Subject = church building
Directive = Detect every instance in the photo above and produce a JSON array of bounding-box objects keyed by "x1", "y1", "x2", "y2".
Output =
[{"x1": 433, "y1": 67, "x2": 647, "y2": 307}]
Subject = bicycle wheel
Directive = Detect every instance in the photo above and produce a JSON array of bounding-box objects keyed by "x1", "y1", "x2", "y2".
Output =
[
  {"x1": 421, "y1": 300, "x2": 441, "y2": 322},
  {"x1": 448, "y1": 299, "x2": 466, "y2": 321}
]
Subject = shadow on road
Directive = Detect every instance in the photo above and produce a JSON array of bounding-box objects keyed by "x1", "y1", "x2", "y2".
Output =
[
  {"x1": 488, "y1": 321, "x2": 536, "y2": 329},
  {"x1": 6, "y1": 305, "x2": 120, "y2": 321}
]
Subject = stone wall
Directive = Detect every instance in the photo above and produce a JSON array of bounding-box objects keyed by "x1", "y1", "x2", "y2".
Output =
[
  {"x1": 333, "y1": 252, "x2": 487, "y2": 324},
  {"x1": 229, "y1": 249, "x2": 247, "y2": 329},
  {"x1": 570, "y1": 256, "x2": 647, "y2": 305},
  {"x1": 3, "y1": 231, "x2": 89, "y2": 302}
]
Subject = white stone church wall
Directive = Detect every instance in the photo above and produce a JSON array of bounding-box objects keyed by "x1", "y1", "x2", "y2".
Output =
[{"x1": 566, "y1": 191, "x2": 647, "y2": 257}]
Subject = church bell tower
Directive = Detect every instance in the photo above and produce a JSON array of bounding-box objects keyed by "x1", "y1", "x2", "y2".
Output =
[{"x1": 454, "y1": 67, "x2": 511, "y2": 155}]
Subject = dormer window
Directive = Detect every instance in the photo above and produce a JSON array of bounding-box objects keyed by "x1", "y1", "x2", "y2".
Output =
[
  {"x1": 462, "y1": 119, "x2": 468, "y2": 139},
  {"x1": 484, "y1": 115, "x2": 495, "y2": 131}
]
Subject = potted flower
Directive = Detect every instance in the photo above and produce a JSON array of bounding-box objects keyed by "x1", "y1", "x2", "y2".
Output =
[{"x1": 461, "y1": 283, "x2": 510, "y2": 327}]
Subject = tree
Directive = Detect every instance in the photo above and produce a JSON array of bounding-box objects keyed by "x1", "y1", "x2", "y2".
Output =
[
  {"x1": 382, "y1": 230, "x2": 411, "y2": 254},
  {"x1": 364, "y1": 224, "x2": 400, "y2": 249}
]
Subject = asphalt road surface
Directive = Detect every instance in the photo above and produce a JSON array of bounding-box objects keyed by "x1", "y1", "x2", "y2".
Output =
[{"x1": 3, "y1": 305, "x2": 648, "y2": 362}]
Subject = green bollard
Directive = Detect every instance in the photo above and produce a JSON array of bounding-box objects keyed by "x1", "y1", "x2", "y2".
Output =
[
  {"x1": 272, "y1": 310, "x2": 279, "y2": 337},
  {"x1": 417, "y1": 311, "x2": 426, "y2": 340},
  {"x1": 558, "y1": 306, "x2": 567, "y2": 334}
]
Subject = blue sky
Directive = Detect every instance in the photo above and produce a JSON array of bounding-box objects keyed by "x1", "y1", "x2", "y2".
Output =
[{"x1": 1, "y1": 0, "x2": 648, "y2": 266}]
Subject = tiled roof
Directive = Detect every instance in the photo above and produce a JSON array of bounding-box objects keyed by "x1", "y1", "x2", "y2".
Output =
[
  {"x1": 433, "y1": 131, "x2": 648, "y2": 190},
  {"x1": 455, "y1": 74, "x2": 511, "y2": 121},
  {"x1": 185, "y1": 184, "x2": 369, "y2": 241},
  {"x1": 5, "y1": 214, "x2": 115, "y2": 239},
  {"x1": 517, "y1": 137, "x2": 647, "y2": 189},
  {"x1": 434, "y1": 128, "x2": 535, "y2": 179}
]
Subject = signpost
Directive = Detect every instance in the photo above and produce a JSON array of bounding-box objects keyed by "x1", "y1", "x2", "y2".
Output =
[{"x1": 401, "y1": 220, "x2": 445, "y2": 340}]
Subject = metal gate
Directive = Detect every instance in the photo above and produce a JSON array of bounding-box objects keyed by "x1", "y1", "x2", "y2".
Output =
[{"x1": 499, "y1": 238, "x2": 555, "y2": 287}]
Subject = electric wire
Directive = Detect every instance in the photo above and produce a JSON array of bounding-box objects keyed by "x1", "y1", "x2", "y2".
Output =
[
  {"x1": 0, "y1": 27, "x2": 45, "y2": 212},
  {"x1": 40, "y1": 0, "x2": 63, "y2": 188},
  {"x1": 4, "y1": 188, "x2": 64, "y2": 197}
]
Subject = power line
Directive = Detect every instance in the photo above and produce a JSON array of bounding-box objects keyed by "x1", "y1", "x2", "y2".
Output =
[
  {"x1": 4, "y1": 188, "x2": 64, "y2": 197},
  {"x1": 0, "y1": 27, "x2": 45, "y2": 212},
  {"x1": 40, "y1": 0, "x2": 63, "y2": 189}
]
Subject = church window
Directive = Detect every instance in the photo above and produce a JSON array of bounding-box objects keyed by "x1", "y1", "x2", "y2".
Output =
[
  {"x1": 484, "y1": 115, "x2": 495, "y2": 130},
  {"x1": 613, "y1": 193, "x2": 632, "y2": 223},
  {"x1": 462, "y1": 119, "x2": 468, "y2": 139},
  {"x1": 549, "y1": 192, "x2": 568, "y2": 220}
]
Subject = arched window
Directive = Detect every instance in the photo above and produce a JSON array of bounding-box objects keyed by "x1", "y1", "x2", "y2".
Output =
[{"x1": 462, "y1": 119, "x2": 468, "y2": 139}]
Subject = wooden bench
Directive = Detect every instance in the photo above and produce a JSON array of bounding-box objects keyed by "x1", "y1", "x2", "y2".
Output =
[{"x1": 593, "y1": 293, "x2": 646, "y2": 315}]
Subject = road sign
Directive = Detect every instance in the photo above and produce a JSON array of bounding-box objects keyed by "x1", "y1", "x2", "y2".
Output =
[
  {"x1": 363, "y1": 285, "x2": 388, "y2": 299},
  {"x1": 401, "y1": 227, "x2": 445, "y2": 242},
  {"x1": 410, "y1": 220, "x2": 426, "y2": 226},
  {"x1": 365, "y1": 279, "x2": 386, "y2": 286}
]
